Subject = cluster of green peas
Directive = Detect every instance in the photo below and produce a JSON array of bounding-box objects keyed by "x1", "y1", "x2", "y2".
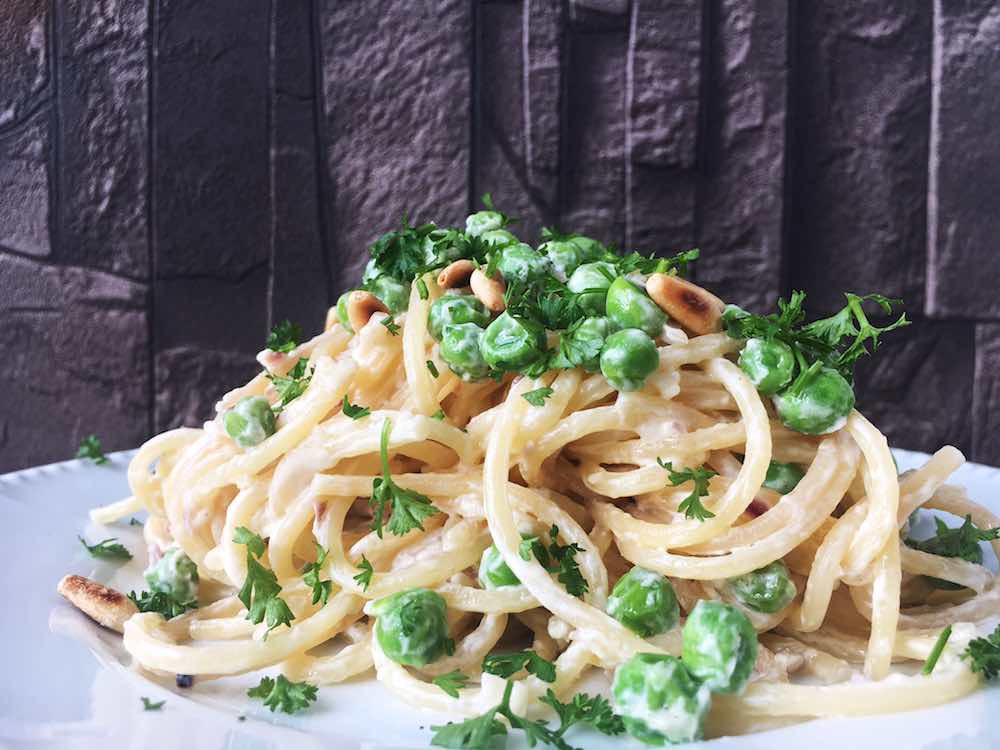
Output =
[
  {"x1": 334, "y1": 209, "x2": 673, "y2": 392},
  {"x1": 730, "y1": 314, "x2": 856, "y2": 435}
]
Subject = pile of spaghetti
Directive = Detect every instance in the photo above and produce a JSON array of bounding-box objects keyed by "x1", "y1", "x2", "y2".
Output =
[{"x1": 83, "y1": 206, "x2": 999, "y2": 746}]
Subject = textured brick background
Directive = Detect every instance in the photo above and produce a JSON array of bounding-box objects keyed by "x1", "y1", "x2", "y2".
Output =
[{"x1": 0, "y1": 0, "x2": 997, "y2": 472}]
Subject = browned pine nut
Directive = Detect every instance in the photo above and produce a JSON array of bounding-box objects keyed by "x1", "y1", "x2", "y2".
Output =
[
  {"x1": 470, "y1": 268, "x2": 506, "y2": 312},
  {"x1": 346, "y1": 290, "x2": 389, "y2": 333},
  {"x1": 645, "y1": 273, "x2": 725, "y2": 335},
  {"x1": 57, "y1": 574, "x2": 139, "y2": 633},
  {"x1": 437, "y1": 259, "x2": 475, "y2": 290}
]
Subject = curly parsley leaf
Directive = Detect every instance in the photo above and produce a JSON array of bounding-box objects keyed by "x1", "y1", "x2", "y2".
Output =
[
  {"x1": 247, "y1": 675, "x2": 318, "y2": 714},
  {"x1": 381, "y1": 317, "x2": 401, "y2": 336},
  {"x1": 233, "y1": 527, "x2": 294, "y2": 636},
  {"x1": 128, "y1": 589, "x2": 198, "y2": 619},
  {"x1": 76, "y1": 435, "x2": 109, "y2": 465},
  {"x1": 905, "y1": 514, "x2": 999, "y2": 564},
  {"x1": 353, "y1": 555, "x2": 374, "y2": 591},
  {"x1": 615, "y1": 247, "x2": 699, "y2": 277},
  {"x1": 539, "y1": 689, "x2": 625, "y2": 737},
  {"x1": 78, "y1": 536, "x2": 132, "y2": 561},
  {"x1": 267, "y1": 357, "x2": 312, "y2": 411},
  {"x1": 522, "y1": 387, "x2": 554, "y2": 407},
  {"x1": 141, "y1": 697, "x2": 165, "y2": 711},
  {"x1": 658, "y1": 460, "x2": 717, "y2": 522},
  {"x1": 432, "y1": 670, "x2": 469, "y2": 699},
  {"x1": 342, "y1": 395, "x2": 371, "y2": 420},
  {"x1": 430, "y1": 704, "x2": 507, "y2": 749},
  {"x1": 369, "y1": 419, "x2": 441, "y2": 538},
  {"x1": 963, "y1": 624, "x2": 1000, "y2": 680},
  {"x1": 266, "y1": 320, "x2": 302, "y2": 353},
  {"x1": 516, "y1": 526, "x2": 588, "y2": 598},
  {"x1": 301, "y1": 543, "x2": 333, "y2": 606},
  {"x1": 483, "y1": 650, "x2": 556, "y2": 683},
  {"x1": 367, "y1": 217, "x2": 438, "y2": 284}
]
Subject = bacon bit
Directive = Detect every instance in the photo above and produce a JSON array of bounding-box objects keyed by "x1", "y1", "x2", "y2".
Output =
[{"x1": 747, "y1": 499, "x2": 769, "y2": 517}]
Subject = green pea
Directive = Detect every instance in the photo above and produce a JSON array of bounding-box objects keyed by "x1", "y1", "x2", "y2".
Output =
[
  {"x1": 144, "y1": 546, "x2": 199, "y2": 603},
  {"x1": 539, "y1": 239, "x2": 582, "y2": 280},
  {"x1": 497, "y1": 243, "x2": 549, "y2": 284},
  {"x1": 727, "y1": 561, "x2": 797, "y2": 614},
  {"x1": 606, "y1": 567, "x2": 679, "y2": 637},
  {"x1": 567, "y1": 261, "x2": 616, "y2": 316},
  {"x1": 336, "y1": 291, "x2": 354, "y2": 334},
  {"x1": 559, "y1": 316, "x2": 610, "y2": 372},
  {"x1": 423, "y1": 228, "x2": 464, "y2": 267},
  {"x1": 372, "y1": 588, "x2": 453, "y2": 667},
  {"x1": 738, "y1": 337, "x2": 796, "y2": 395},
  {"x1": 479, "y1": 228, "x2": 519, "y2": 248},
  {"x1": 605, "y1": 276, "x2": 667, "y2": 337},
  {"x1": 480, "y1": 312, "x2": 547, "y2": 372},
  {"x1": 773, "y1": 366, "x2": 855, "y2": 435},
  {"x1": 600, "y1": 329, "x2": 659, "y2": 392},
  {"x1": 567, "y1": 234, "x2": 606, "y2": 263},
  {"x1": 370, "y1": 275, "x2": 410, "y2": 314},
  {"x1": 428, "y1": 293, "x2": 491, "y2": 341},
  {"x1": 681, "y1": 600, "x2": 758, "y2": 694},
  {"x1": 361, "y1": 258, "x2": 379, "y2": 285},
  {"x1": 440, "y1": 322, "x2": 490, "y2": 381},
  {"x1": 612, "y1": 653, "x2": 711, "y2": 745},
  {"x1": 465, "y1": 210, "x2": 505, "y2": 237},
  {"x1": 763, "y1": 460, "x2": 805, "y2": 494},
  {"x1": 478, "y1": 545, "x2": 521, "y2": 589},
  {"x1": 224, "y1": 396, "x2": 276, "y2": 449}
]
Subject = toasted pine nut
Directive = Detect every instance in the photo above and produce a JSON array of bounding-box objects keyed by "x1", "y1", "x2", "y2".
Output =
[
  {"x1": 470, "y1": 268, "x2": 506, "y2": 312},
  {"x1": 346, "y1": 290, "x2": 389, "y2": 332},
  {"x1": 437, "y1": 259, "x2": 475, "y2": 290},
  {"x1": 646, "y1": 273, "x2": 725, "y2": 335},
  {"x1": 57, "y1": 574, "x2": 138, "y2": 633}
]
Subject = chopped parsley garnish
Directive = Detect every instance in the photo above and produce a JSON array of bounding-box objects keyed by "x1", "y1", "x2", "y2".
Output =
[
  {"x1": 905, "y1": 514, "x2": 999, "y2": 563},
  {"x1": 482, "y1": 650, "x2": 556, "y2": 683},
  {"x1": 129, "y1": 517, "x2": 143, "y2": 526},
  {"x1": 431, "y1": 409, "x2": 446, "y2": 421},
  {"x1": 233, "y1": 527, "x2": 294, "y2": 637},
  {"x1": 722, "y1": 291, "x2": 909, "y2": 381},
  {"x1": 369, "y1": 419, "x2": 441, "y2": 538},
  {"x1": 522, "y1": 387, "x2": 554, "y2": 407},
  {"x1": 247, "y1": 675, "x2": 318, "y2": 714},
  {"x1": 76, "y1": 435, "x2": 109, "y2": 465},
  {"x1": 78, "y1": 536, "x2": 132, "y2": 561},
  {"x1": 381, "y1": 317, "x2": 401, "y2": 336},
  {"x1": 353, "y1": 555, "x2": 374, "y2": 591},
  {"x1": 616, "y1": 247, "x2": 699, "y2": 277},
  {"x1": 128, "y1": 589, "x2": 198, "y2": 619},
  {"x1": 432, "y1": 670, "x2": 469, "y2": 698},
  {"x1": 922, "y1": 625, "x2": 952, "y2": 676},
  {"x1": 266, "y1": 320, "x2": 302, "y2": 353},
  {"x1": 366, "y1": 217, "x2": 438, "y2": 285},
  {"x1": 538, "y1": 689, "x2": 625, "y2": 737},
  {"x1": 267, "y1": 358, "x2": 312, "y2": 411},
  {"x1": 341, "y1": 395, "x2": 371, "y2": 420},
  {"x1": 658, "y1": 460, "x2": 717, "y2": 521},
  {"x1": 426, "y1": 360, "x2": 440, "y2": 378},
  {"x1": 141, "y1": 697, "x2": 165, "y2": 711},
  {"x1": 963, "y1": 624, "x2": 1000, "y2": 680},
  {"x1": 301, "y1": 543, "x2": 333, "y2": 606},
  {"x1": 518, "y1": 525, "x2": 588, "y2": 597}
]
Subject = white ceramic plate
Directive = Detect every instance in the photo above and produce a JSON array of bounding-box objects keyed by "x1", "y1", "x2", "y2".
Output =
[{"x1": 1, "y1": 449, "x2": 998, "y2": 750}]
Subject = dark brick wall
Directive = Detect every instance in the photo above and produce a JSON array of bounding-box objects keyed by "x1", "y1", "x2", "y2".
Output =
[{"x1": 1, "y1": 0, "x2": 997, "y2": 471}]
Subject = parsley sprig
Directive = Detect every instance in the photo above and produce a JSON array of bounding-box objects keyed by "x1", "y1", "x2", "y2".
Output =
[
  {"x1": 657, "y1": 460, "x2": 717, "y2": 521},
  {"x1": 369, "y1": 419, "x2": 441, "y2": 538},
  {"x1": 722, "y1": 291, "x2": 909, "y2": 382},
  {"x1": 432, "y1": 670, "x2": 469, "y2": 698},
  {"x1": 538, "y1": 689, "x2": 625, "y2": 737},
  {"x1": 76, "y1": 435, "x2": 109, "y2": 465},
  {"x1": 353, "y1": 555, "x2": 374, "y2": 590},
  {"x1": 267, "y1": 358, "x2": 312, "y2": 411},
  {"x1": 247, "y1": 674, "x2": 318, "y2": 714},
  {"x1": 301, "y1": 543, "x2": 333, "y2": 606},
  {"x1": 482, "y1": 650, "x2": 556, "y2": 683},
  {"x1": 266, "y1": 320, "x2": 302, "y2": 353},
  {"x1": 518, "y1": 525, "x2": 588, "y2": 597},
  {"x1": 963, "y1": 624, "x2": 1000, "y2": 680},
  {"x1": 905, "y1": 514, "x2": 999, "y2": 562},
  {"x1": 128, "y1": 589, "x2": 198, "y2": 619},
  {"x1": 79, "y1": 536, "x2": 132, "y2": 561},
  {"x1": 233, "y1": 527, "x2": 295, "y2": 637}
]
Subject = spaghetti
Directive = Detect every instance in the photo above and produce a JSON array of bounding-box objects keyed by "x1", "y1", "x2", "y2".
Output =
[{"x1": 76, "y1": 213, "x2": 999, "y2": 744}]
